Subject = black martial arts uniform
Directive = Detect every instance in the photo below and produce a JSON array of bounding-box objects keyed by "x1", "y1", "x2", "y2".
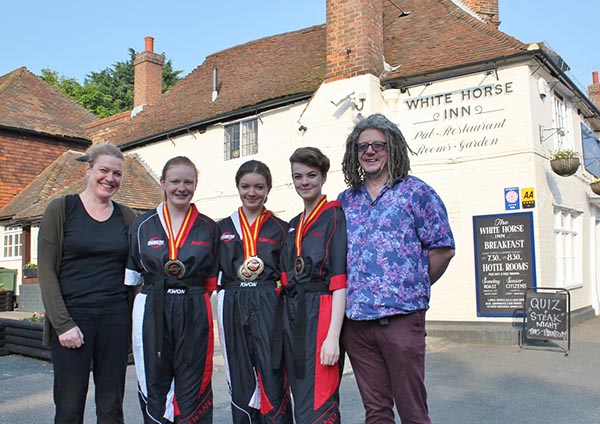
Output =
[
  {"x1": 273, "y1": 199, "x2": 347, "y2": 424},
  {"x1": 126, "y1": 203, "x2": 218, "y2": 424},
  {"x1": 217, "y1": 209, "x2": 292, "y2": 423}
]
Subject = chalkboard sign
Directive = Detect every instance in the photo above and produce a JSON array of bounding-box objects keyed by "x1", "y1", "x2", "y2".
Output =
[
  {"x1": 524, "y1": 289, "x2": 569, "y2": 341},
  {"x1": 473, "y1": 212, "x2": 537, "y2": 317}
]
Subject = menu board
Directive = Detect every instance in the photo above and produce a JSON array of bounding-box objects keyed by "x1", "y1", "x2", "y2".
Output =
[
  {"x1": 524, "y1": 290, "x2": 568, "y2": 341},
  {"x1": 473, "y1": 212, "x2": 537, "y2": 317}
]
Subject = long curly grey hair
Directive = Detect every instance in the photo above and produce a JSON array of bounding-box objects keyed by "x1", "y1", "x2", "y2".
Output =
[{"x1": 342, "y1": 113, "x2": 412, "y2": 189}]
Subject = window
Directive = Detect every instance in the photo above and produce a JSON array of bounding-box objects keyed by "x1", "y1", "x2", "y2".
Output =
[
  {"x1": 553, "y1": 208, "x2": 581, "y2": 287},
  {"x1": 2, "y1": 226, "x2": 22, "y2": 259},
  {"x1": 552, "y1": 91, "x2": 572, "y2": 150},
  {"x1": 224, "y1": 118, "x2": 258, "y2": 160}
]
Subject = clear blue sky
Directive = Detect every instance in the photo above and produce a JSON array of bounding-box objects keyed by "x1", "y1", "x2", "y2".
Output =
[{"x1": 1, "y1": 0, "x2": 598, "y2": 92}]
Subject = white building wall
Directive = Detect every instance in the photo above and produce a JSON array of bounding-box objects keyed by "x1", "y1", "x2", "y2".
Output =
[{"x1": 128, "y1": 65, "x2": 600, "y2": 323}]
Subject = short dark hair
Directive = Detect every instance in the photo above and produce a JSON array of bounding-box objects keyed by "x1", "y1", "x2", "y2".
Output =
[
  {"x1": 235, "y1": 160, "x2": 273, "y2": 189},
  {"x1": 342, "y1": 113, "x2": 412, "y2": 189},
  {"x1": 289, "y1": 147, "x2": 330, "y2": 176}
]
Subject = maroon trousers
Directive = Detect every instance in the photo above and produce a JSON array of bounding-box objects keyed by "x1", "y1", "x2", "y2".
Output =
[{"x1": 342, "y1": 310, "x2": 431, "y2": 424}]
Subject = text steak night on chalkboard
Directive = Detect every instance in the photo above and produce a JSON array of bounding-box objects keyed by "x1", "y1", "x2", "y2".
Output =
[
  {"x1": 524, "y1": 290, "x2": 568, "y2": 341},
  {"x1": 473, "y1": 212, "x2": 536, "y2": 316}
]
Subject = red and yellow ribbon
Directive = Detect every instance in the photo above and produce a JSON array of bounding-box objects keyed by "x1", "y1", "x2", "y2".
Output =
[
  {"x1": 295, "y1": 195, "x2": 327, "y2": 257},
  {"x1": 163, "y1": 203, "x2": 194, "y2": 260},
  {"x1": 238, "y1": 207, "x2": 270, "y2": 259}
]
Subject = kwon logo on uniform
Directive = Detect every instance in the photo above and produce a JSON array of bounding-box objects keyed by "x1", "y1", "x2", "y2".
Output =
[
  {"x1": 220, "y1": 232, "x2": 236, "y2": 242},
  {"x1": 166, "y1": 288, "x2": 187, "y2": 295},
  {"x1": 148, "y1": 237, "x2": 165, "y2": 248}
]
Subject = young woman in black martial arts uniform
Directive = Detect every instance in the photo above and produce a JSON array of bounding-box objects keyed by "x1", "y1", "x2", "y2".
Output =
[
  {"x1": 216, "y1": 160, "x2": 292, "y2": 423},
  {"x1": 126, "y1": 156, "x2": 218, "y2": 423},
  {"x1": 273, "y1": 147, "x2": 347, "y2": 424}
]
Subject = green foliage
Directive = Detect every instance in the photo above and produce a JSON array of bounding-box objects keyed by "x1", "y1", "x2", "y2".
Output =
[
  {"x1": 551, "y1": 149, "x2": 579, "y2": 159},
  {"x1": 39, "y1": 48, "x2": 182, "y2": 118}
]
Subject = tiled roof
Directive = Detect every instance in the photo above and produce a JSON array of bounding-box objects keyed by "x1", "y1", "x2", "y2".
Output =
[
  {"x1": 0, "y1": 150, "x2": 162, "y2": 224},
  {"x1": 381, "y1": 0, "x2": 526, "y2": 80},
  {"x1": 111, "y1": 0, "x2": 528, "y2": 147},
  {"x1": 110, "y1": 25, "x2": 327, "y2": 146},
  {"x1": 0, "y1": 68, "x2": 97, "y2": 140}
]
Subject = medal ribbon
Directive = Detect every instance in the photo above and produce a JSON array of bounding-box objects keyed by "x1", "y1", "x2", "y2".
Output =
[
  {"x1": 163, "y1": 203, "x2": 194, "y2": 260},
  {"x1": 238, "y1": 207, "x2": 269, "y2": 259},
  {"x1": 294, "y1": 195, "x2": 327, "y2": 257}
]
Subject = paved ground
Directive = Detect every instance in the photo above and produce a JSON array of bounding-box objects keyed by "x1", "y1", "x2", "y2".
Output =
[{"x1": 1, "y1": 316, "x2": 599, "y2": 423}]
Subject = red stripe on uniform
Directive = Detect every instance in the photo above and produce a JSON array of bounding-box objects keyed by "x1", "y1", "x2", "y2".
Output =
[
  {"x1": 256, "y1": 371, "x2": 274, "y2": 414},
  {"x1": 329, "y1": 274, "x2": 347, "y2": 291},
  {"x1": 314, "y1": 294, "x2": 339, "y2": 411},
  {"x1": 204, "y1": 276, "x2": 217, "y2": 292}
]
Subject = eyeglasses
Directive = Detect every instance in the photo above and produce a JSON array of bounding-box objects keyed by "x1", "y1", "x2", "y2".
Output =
[{"x1": 357, "y1": 141, "x2": 387, "y2": 153}]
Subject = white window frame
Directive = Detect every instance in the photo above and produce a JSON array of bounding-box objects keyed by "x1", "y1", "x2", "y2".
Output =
[
  {"x1": 2, "y1": 226, "x2": 22, "y2": 259},
  {"x1": 553, "y1": 207, "x2": 582, "y2": 288},
  {"x1": 224, "y1": 118, "x2": 258, "y2": 160},
  {"x1": 552, "y1": 91, "x2": 573, "y2": 150}
]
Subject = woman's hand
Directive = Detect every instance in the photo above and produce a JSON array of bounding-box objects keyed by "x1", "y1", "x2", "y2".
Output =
[
  {"x1": 320, "y1": 336, "x2": 340, "y2": 366},
  {"x1": 58, "y1": 326, "x2": 85, "y2": 349}
]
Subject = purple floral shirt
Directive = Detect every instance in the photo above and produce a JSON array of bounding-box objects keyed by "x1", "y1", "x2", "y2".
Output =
[{"x1": 338, "y1": 176, "x2": 455, "y2": 320}]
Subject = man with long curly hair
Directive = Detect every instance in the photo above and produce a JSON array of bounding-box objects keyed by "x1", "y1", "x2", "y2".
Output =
[{"x1": 338, "y1": 114, "x2": 455, "y2": 424}]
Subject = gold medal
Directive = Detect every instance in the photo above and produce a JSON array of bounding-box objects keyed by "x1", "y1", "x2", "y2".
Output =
[
  {"x1": 162, "y1": 203, "x2": 197, "y2": 280},
  {"x1": 294, "y1": 257, "x2": 305, "y2": 275},
  {"x1": 244, "y1": 256, "x2": 264, "y2": 275},
  {"x1": 237, "y1": 263, "x2": 257, "y2": 281},
  {"x1": 237, "y1": 207, "x2": 270, "y2": 283},
  {"x1": 164, "y1": 260, "x2": 186, "y2": 278},
  {"x1": 294, "y1": 196, "x2": 326, "y2": 276}
]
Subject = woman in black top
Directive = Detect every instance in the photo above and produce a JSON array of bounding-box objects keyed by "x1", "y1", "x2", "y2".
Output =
[{"x1": 38, "y1": 143, "x2": 136, "y2": 424}]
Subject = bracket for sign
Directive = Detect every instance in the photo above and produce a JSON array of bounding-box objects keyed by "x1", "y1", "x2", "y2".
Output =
[{"x1": 519, "y1": 287, "x2": 570, "y2": 356}]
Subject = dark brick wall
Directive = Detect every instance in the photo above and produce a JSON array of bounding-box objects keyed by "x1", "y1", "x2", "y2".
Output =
[{"x1": 0, "y1": 131, "x2": 86, "y2": 208}]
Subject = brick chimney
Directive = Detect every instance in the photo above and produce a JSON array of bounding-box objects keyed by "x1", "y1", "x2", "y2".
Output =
[
  {"x1": 133, "y1": 36, "x2": 164, "y2": 110},
  {"x1": 460, "y1": 0, "x2": 500, "y2": 27},
  {"x1": 589, "y1": 71, "x2": 600, "y2": 111},
  {"x1": 326, "y1": 0, "x2": 384, "y2": 82}
]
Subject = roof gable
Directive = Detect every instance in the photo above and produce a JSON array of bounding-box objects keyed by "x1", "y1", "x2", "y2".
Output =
[{"x1": 0, "y1": 67, "x2": 97, "y2": 140}]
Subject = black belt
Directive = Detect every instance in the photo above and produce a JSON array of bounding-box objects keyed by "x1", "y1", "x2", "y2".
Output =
[
  {"x1": 221, "y1": 280, "x2": 277, "y2": 289},
  {"x1": 143, "y1": 274, "x2": 204, "y2": 367},
  {"x1": 271, "y1": 280, "x2": 329, "y2": 379}
]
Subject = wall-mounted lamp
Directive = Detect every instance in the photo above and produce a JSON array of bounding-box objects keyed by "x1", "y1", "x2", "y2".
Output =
[
  {"x1": 352, "y1": 92, "x2": 366, "y2": 111},
  {"x1": 539, "y1": 124, "x2": 566, "y2": 143},
  {"x1": 331, "y1": 91, "x2": 365, "y2": 116}
]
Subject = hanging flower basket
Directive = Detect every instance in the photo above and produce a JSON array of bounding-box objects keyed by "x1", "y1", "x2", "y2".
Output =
[
  {"x1": 591, "y1": 181, "x2": 600, "y2": 195},
  {"x1": 550, "y1": 157, "x2": 580, "y2": 177}
]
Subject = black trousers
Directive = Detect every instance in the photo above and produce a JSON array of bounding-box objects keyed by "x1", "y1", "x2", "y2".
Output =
[
  {"x1": 51, "y1": 309, "x2": 130, "y2": 424},
  {"x1": 218, "y1": 285, "x2": 292, "y2": 424},
  {"x1": 133, "y1": 286, "x2": 214, "y2": 424}
]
